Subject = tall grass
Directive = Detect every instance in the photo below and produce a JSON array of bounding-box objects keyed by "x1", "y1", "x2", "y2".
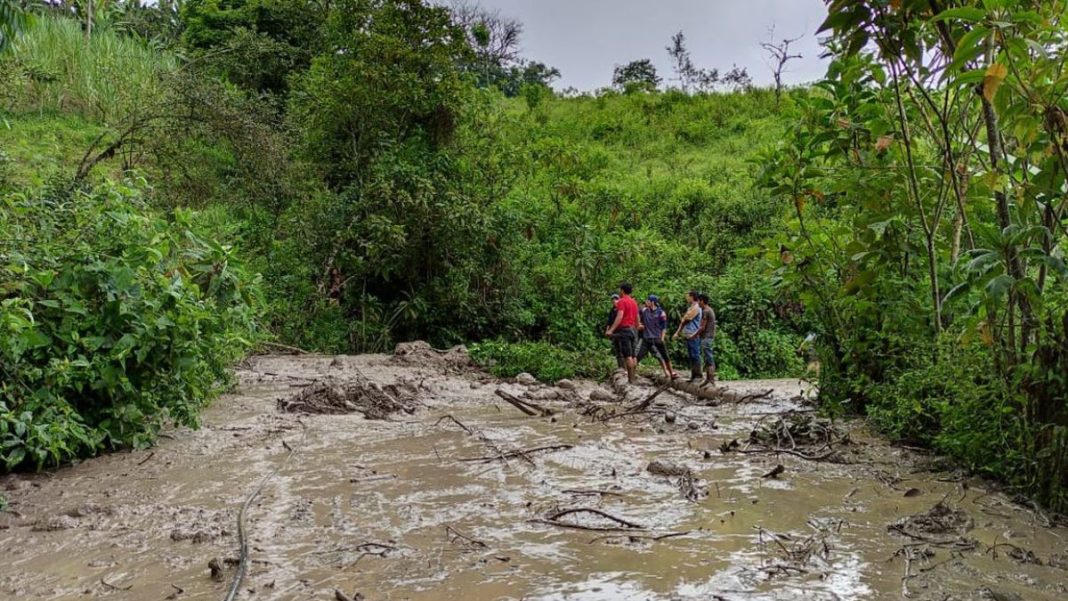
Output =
[{"x1": 5, "y1": 16, "x2": 176, "y2": 123}]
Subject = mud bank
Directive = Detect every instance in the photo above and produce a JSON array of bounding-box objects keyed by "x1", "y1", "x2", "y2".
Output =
[{"x1": 2, "y1": 351, "x2": 1067, "y2": 601}]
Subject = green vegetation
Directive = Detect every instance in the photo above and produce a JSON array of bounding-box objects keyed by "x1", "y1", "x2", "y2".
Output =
[
  {"x1": 2, "y1": 0, "x2": 1066, "y2": 513},
  {"x1": 1, "y1": 181, "x2": 259, "y2": 469},
  {"x1": 759, "y1": 0, "x2": 1068, "y2": 510},
  {"x1": 470, "y1": 341, "x2": 615, "y2": 382}
]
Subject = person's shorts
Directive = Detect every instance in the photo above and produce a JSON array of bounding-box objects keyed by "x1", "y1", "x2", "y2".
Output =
[
  {"x1": 612, "y1": 328, "x2": 638, "y2": 359},
  {"x1": 701, "y1": 338, "x2": 715, "y2": 365},
  {"x1": 686, "y1": 337, "x2": 701, "y2": 364},
  {"x1": 637, "y1": 338, "x2": 668, "y2": 363}
]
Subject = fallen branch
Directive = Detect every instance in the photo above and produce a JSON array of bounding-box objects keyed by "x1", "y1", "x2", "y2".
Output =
[
  {"x1": 445, "y1": 525, "x2": 488, "y2": 550},
  {"x1": 494, "y1": 389, "x2": 553, "y2": 417},
  {"x1": 530, "y1": 519, "x2": 640, "y2": 533},
  {"x1": 345, "y1": 542, "x2": 395, "y2": 567},
  {"x1": 562, "y1": 489, "x2": 624, "y2": 497},
  {"x1": 737, "y1": 444, "x2": 842, "y2": 462},
  {"x1": 598, "y1": 409, "x2": 663, "y2": 422},
  {"x1": 542, "y1": 507, "x2": 645, "y2": 529},
  {"x1": 100, "y1": 577, "x2": 132, "y2": 592},
  {"x1": 626, "y1": 381, "x2": 672, "y2": 412},
  {"x1": 434, "y1": 414, "x2": 473, "y2": 435},
  {"x1": 887, "y1": 524, "x2": 978, "y2": 550},
  {"x1": 652, "y1": 375, "x2": 773, "y2": 403},
  {"x1": 459, "y1": 444, "x2": 573, "y2": 463},
  {"x1": 587, "y1": 530, "x2": 691, "y2": 544}
]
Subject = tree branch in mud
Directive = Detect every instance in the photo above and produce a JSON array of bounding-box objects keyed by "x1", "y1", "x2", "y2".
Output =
[
  {"x1": 345, "y1": 542, "x2": 396, "y2": 567},
  {"x1": 459, "y1": 444, "x2": 573, "y2": 463},
  {"x1": 587, "y1": 530, "x2": 692, "y2": 545},
  {"x1": 627, "y1": 381, "x2": 672, "y2": 412},
  {"x1": 100, "y1": 577, "x2": 133, "y2": 592},
  {"x1": 434, "y1": 414, "x2": 474, "y2": 435},
  {"x1": 563, "y1": 489, "x2": 624, "y2": 497},
  {"x1": 538, "y1": 507, "x2": 646, "y2": 530},
  {"x1": 651, "y1": 375, "x2": 773, "y2": 403},
  {"x1": 445, "y1": 525, "x2": 488, "y2": 550},
  {"x1": 494, "y1": 389, "x2": 553, "y2": 417}
]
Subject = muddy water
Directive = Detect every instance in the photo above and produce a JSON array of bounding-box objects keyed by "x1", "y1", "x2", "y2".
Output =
[{"x1": 2, "y1": 354, "x2": 1067, "y2": 601}]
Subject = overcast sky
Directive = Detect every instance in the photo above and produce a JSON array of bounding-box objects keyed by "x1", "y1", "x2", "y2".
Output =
[{"x1": 471, "y1": 0, "x2": 830, "y2": 91}]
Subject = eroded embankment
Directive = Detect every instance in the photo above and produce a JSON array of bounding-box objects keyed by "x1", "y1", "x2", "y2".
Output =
[{"x1": 2, "y1": 346, "x2": 1067, "y2": 601}]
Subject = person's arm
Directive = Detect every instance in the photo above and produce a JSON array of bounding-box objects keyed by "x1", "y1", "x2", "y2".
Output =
[
  {"x1": 708, "y1": 308, "x2": 717, "y2": 339},
  {"x1": 673, "y1": 305, "x2": 697, "y2": 338},
  {"x1": 659, "y1": 311, "x2": 667, "y2": 342},
  {"x1": 606, "y1": 308, "x2": 623, "y2": 337}
]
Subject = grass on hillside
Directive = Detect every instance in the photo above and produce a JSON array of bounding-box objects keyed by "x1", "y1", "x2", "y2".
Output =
[
  {"x1": 3, "y1": 16, "x2": 176, "y2": 124},
  {"x1": 0, "y1": 114, "x2": 107, "y2": 188}
]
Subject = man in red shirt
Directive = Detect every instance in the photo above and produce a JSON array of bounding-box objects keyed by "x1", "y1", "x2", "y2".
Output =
[{"x1": 605, "y1": 282, "x2": 640, "y2": 383}]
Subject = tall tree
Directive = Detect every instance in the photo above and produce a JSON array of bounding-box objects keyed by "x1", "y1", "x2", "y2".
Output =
[
  {"x1": 612, "y1": 59, "x2": 660, "y2": 92},
  {"x1": 666, "y1": 31, "x2": 696, "y2": 92},
  {"x1": 760, "y1": 27, "x2": 802, "y2": 106},
  {"x1": 666, "y1": 30, "x2": 748, "y2": 93}
]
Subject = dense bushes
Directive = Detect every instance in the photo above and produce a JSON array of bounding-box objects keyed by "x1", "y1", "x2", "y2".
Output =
[
  {"x1": 760, "y1": 1, "x2": 1068, "y2": 510},
  {"x1": 0, "y1": 181, "x2": 260, "y2": 469},
  {"x1": 470, "y1": 341, "x2": 615, "y2": 382}
]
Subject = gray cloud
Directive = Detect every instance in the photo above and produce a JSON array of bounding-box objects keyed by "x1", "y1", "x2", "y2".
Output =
[{"x1": 472, "y1": 0, "x2": 830, "y2": 91}]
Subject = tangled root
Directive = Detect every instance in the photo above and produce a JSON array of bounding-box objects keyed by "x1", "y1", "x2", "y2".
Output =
[
  {"x1": 278, "y1": 376, "x2": 419, "y2": 420},
  {"x1": 390, "y1": 341, "x2": 475, "y2": 372}
]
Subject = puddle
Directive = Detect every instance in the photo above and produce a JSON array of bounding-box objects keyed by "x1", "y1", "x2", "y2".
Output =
[{"x1": 2, "y1": 353, "x2": 1067, "y2": 601}]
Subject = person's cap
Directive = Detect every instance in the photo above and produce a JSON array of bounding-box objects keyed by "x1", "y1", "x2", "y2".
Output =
[{"x1": 647, "y1": 294, "x2": 659, "y2": 303}]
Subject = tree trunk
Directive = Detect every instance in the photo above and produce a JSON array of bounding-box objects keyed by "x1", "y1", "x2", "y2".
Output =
[{"x1": 651, "y1": 375, "x2": 774, "y2": 403}]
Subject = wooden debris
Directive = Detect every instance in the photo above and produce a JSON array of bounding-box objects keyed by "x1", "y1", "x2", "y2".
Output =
[
  {"x1": 532, "y1": 507, "x2": 647, "y2": 532},
  {"x1": 494, "y1": 389, "x2": 554, "y2": 417},
  {"x1": 459, "y1": 444, "x2": 573, "y2": 463},
  {"x1": 652, "y1": 375, "x2": 773, "y2": 403}
]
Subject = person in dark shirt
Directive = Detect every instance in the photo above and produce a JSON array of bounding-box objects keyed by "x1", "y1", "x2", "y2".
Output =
[
  {"x1": 605, "y1": 282, "x2": 640, "y2": 383},
  {"x1": 606, "y1": 294, "x2": 622, "y2": 368},
  {"x1": 637, "y1": 294, "x2": 677, "y2": 379},
  {"x1": 697, "y1": 293, "x2": 717, "y2": 384}
]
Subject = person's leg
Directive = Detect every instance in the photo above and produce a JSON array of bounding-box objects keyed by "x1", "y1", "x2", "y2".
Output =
[
  {"x1": 625, "y1": 331, "x2": 638, "y2": 382},
  {"x1": 612, "y1": 335, "x2": 624, "y2": 369},
  {"x1": 686, "y1": 338, "x2": 702, "y2": 382},
  {"x1": 653, "y1": 341, "x2": 672, "y2": 379},
  {"x1": 702, "y1": 339, "x2": 716, "y2": 383},
  {"x1": 658, "y1": 341, "x2": 678, "y2": 378},
  {"x1": 636, "y1": 338, "x2": 649, "y2": 363}
]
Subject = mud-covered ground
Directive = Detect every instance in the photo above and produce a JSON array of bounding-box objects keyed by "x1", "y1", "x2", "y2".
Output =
[{"x1": 2, "y1": 348, "x2": 1067, "y2": 601}]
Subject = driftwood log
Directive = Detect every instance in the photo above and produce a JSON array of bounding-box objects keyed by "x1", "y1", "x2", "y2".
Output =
[{"x1": 651, "y1": 375, "x2": 773, "y2": 403}]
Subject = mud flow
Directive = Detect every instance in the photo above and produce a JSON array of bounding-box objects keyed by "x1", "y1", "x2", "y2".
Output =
[{"x1": 2, "y1": 347, "x2": 1067, "y2": 601}]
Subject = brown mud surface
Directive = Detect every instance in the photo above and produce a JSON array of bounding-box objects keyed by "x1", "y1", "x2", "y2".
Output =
[{"x1": 2, "y1": 351, "x2": 1067, "y2": 600}]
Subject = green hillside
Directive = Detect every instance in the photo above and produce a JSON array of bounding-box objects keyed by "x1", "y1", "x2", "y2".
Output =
[{"x1": 2, "y1": 1, "x2": 1067, "y2": 512}]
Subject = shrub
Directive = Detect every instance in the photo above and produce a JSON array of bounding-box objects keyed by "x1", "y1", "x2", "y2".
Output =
[
  {"x1": 866, "y1": 339, "x2": 1021, "y2": 477},
  {"x1": 0, "y1": 179, "x2": 261, "y2": 469},
  {"x1": 470, "y1": 340, "x2": 615, "y2": 382}
]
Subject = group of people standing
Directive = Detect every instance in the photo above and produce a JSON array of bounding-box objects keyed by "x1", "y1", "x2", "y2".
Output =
[{"x1": 604, "y1": 283, "x2": 717, "y2": 385}]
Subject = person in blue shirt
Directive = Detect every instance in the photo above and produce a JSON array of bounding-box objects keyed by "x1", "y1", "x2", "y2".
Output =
[
  {"x1": 672, "y1": 290, "x2": 704, "y2": 383},
  {"x1": 636, "y1": 294, "x2": 677, "y2": 379}
]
